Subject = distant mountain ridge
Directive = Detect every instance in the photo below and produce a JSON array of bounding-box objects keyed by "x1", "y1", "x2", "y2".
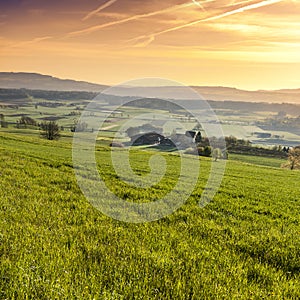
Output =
[
  {"x1": 0, "y1": 72, "x2": 300, "y2": 104},
  {"x1": 0, "y1": 72, "x2": 107, "y2": 92},
  {"x1": 190, "y1": 86, "x2": 300, "y2": 104}
]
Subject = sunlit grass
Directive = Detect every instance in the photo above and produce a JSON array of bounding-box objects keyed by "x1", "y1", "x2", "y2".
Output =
[{"x1": 0, "y1": 132, "x2": 299, "y2": 299}]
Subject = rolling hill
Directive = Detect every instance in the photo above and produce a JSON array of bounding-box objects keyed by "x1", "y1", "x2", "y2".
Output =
[
  {"x1": 0, "y1": 72, "x2": 107, "y2": 92},
  {"x1": 0, "y1": 72, "x2": 300, "y2": 104}
]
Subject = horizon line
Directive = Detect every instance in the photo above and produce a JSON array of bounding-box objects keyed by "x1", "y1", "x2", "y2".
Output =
[{"x1": 0, "y1": 70, "x2": 299, "y2": 92}]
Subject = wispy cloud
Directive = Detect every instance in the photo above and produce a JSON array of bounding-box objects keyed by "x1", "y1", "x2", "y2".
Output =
[
  {"x1": 9, "y1": 36, "x2": 52, "y2": 48},
  {"x1": 201, "y1": 0, "x2": 283, "y2": 21},
  {"x1": 70, "y1": 2, "x2": 193, "y2": 36},
  {"x1": 225, "y1": 0, "x2": 259, "y2": 7},
  {"x1": 69, "y1": 1, "x2": 216, "y2": 37},
  {"x1": 82, "y1": 0, "x2": 118, "y2": 21},
  {"x1": 132, "y1": 35, "x2": 155, "y2": 47},
  {"x1": 129, "y1": 0, "x2": 284, "y2": 47}
]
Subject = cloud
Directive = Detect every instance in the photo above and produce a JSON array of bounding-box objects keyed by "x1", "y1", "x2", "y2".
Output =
[
  {"x1": 192, "y1": 0, "x2": 206, "y2": 11},
  {"x1": 225, "y1": 0, "x2": 258, "y2": 6},
  {"x1": 198, "y1": 0, "x2": 284, "y2": 21},
  {"x1": 69, "y1": 2, "x2": 196, "y2": 36},
  {"x1": 10, "y1": 36, "x2": 53, "y2": 48},
  {"x1": 130, "y1": 35, "x2": 155, "y2": 47},
  {"x1": 82, "y1": 0, "x2": 118, "y2": 21},
  {"x1": 130, "y1": 0, "x2": 284, "y2": 46}
]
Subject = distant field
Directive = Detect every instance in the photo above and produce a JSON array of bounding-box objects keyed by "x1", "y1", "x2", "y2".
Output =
[
  {"x1": 2, "y1": 96, "x2": 299, "y2": 148},
  {"x1": 0, "y1": 131, "x2": 299, "y2": 299}
]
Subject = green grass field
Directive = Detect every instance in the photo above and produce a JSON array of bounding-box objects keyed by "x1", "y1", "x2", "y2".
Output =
[{"x1": 0, "y1": 131, "x2": 299, "y2": 299}]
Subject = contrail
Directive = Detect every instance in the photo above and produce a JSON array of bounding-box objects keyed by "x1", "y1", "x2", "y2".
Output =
[
  {"x1": 70, "y1": 1, "x2": 207, "y2": 36},
  {"x1": 192, "y1": 0, "x2": 206, "y2": 11},
  {"x1": 9, "y1": 36, "x2": 52, "y2": 48},
  {"x1": 130, "y1": 0, "x2": 283, "y2": 46},
  {"x1": 132, "y1": 35, "x2": 155, "y2": 47},
  {"x1": 194, "y1": 0, "x2": 283, "y2": 22},
  {"x1": 82, "y1": 0, "x2": 118, "y2": 21},
  {"x1": 193, "y1": 0, "x2": 202, "y2": 5}
]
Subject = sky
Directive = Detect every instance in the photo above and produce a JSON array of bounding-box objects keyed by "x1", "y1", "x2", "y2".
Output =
[{"x1": 1, "y1": 0, "x2": 300, "y2": 90}]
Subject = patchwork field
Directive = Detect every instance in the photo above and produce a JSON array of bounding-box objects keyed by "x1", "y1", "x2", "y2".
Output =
[
  {"x1": 0, "y1": 131, "x2": 299, "y2": 299},
  {"x1": 2, "y1": 92, "x2": 300, "y2": 148}
]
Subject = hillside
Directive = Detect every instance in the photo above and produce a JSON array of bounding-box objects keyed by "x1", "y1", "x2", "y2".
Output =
[
  {"x1": 1, "y1": 72, "x2": 300, "y2": 103},
  {"x1": 0, "y1": 131, "x2": 299, "y2": 298},
  {"x1": 0, "y1": 72, "x2": 107, "y2": 92}
]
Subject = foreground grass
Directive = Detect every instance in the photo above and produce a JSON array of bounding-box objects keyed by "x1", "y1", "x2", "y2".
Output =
[
  {"x1": 229, "y1": 153, "x2": 286, "y2": 168},
  {"x1": 0, "y1": 132, "x2": 299, "y2": 299}
]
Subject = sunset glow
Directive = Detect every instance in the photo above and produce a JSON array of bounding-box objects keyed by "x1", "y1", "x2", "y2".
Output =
[{"x1": 1, "y1": 0, "x2": 300, "y2": 90}]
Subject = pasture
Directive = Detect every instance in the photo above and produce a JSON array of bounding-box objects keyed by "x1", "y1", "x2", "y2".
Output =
[{"x1": 0, "y1": 131, "x2": 299, "y2": 299}]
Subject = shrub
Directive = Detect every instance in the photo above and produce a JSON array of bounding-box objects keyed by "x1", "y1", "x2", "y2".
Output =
[{"x1": 40, "y1": 121, "x2": 60, "y2": 140}]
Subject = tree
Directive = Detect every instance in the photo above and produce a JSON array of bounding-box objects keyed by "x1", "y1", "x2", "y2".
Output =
[
  {"x1": 0, "y1": 114, "x2": 8, "y2": 128},
  {"x1": 18, "y1": 116, "x2": 37, "y2": 128},
  {"x1": 225, "y1": 136, "x2": 237, "y2": 148},
  {"x1": 71, "y1": 121, "x2": 88, "y2": 132},
  {"x1": 222, "y1": 149, "x2": 228, "y2": 160},
  {"x1": 203, "y1": 146, "x2": 212, "y2": 157},
  {"x1": 40, "y1": 121, "x2": 60, "y2": 140},
  {"x1": 285, "y1": 147, "x2": 300, "y2": 170},
  {"x1": 212, "y1": 148, "x2": 222, "y2": 161}
]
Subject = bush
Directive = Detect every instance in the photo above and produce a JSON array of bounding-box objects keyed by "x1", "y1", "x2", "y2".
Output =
[
  {"x1": 203, "y1": 146, "x2": 212, "y2": 157},
  {"x1": 71, "y1": 121, "x2": 88, "y2": 132},
  {"x1": 184, "y1": 146, "x2": 212, "y2": 157},
  {"x1": 282, "y1": 146, "x2": 300, "y2": 170},
  {"x1": 18, "y1": 116, "x2": 37, "y2": 128},
  {"x1": 40, "y1": 121, "x2": 60, "y2": 140}
]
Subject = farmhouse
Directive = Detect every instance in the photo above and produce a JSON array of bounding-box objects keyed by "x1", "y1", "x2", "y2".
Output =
[
  {"x1": 131, "y1": 132, "x2": 165, "y2": 146},
  {"x1": 130, "y1": 130, "x2": 201, "y2": 149}
]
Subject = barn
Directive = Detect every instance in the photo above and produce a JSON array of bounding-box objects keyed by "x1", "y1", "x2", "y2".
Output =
[{"x1": 131, "y1": 132, "x2": 165, "y2": 146}]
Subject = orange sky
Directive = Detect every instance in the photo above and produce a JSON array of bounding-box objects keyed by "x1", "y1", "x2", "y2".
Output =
[{"x1": 1, "y1": 0, "x2": 300, "y2": 90}]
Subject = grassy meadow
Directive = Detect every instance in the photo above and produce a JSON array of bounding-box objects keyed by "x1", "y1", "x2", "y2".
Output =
[{"x1": 0, "y1": 130, "x2": 299, "y2": 299}]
